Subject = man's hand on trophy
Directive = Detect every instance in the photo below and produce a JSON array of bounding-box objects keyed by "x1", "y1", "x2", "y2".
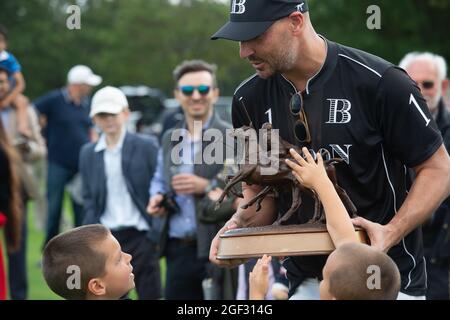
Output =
[
  {"x1": 351, "y1": 216, "x2": 396, "y2": 253},
  {"x1": 147, "y1": 194, "x2": 168, "y2": 218},
  {"x1": 209, "y1": 218, "x2": 249, "y2": 268}
]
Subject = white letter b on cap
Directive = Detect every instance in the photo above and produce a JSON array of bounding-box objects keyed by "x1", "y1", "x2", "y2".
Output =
[{"x1": 231, "y1": 0, "x2": 246, "y2": 14}]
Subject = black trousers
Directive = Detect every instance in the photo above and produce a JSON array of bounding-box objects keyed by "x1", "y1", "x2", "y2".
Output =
[
  {"x1": 425, "y1": 257, "x2": 450, "y2": 300},
  {"x1": 112, "y1": 228, "x2": 161, "y2": 300},
  {"x1": 165, "y1": 238, "x2": 208, "y2": 300},
  {"x1": 7, "y1": 200, "x2": 28, "y2": 300}
]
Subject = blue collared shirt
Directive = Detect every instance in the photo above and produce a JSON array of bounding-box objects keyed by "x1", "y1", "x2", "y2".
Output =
[
  {"x1": 149, "y1": 118, "x2": 211, "y2": 239},
  {"x1": 33, "y1": 88, "x2": 92, "y2": 170}
]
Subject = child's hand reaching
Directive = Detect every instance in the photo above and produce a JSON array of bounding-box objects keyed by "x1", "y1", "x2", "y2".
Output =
[
  {"x1": 285, "y1": 147, "x2": 330, "y2": 192},
  {"x1": 249, "y1": 255, "x2": 272, "y2": 300}
]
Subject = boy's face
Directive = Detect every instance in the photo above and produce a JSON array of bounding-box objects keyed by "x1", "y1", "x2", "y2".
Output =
[
  {"x1": 94, "y1": 110, "x2": 128, "y2": 136},
  {"x1": 0, "y1": 34, "x2": 7, "y2": 51},
  {"x1": 94, "y1": 233, "x2": 135, "y2": 299},
  {"x1": 319, "y1": 252, "x2": 338, "y2": 300}
]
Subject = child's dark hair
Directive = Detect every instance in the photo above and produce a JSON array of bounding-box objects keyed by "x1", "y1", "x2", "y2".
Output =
[
  {"x1": 42, "y1": 224, "x2": 111, "y2": 300},
  {"x1": 0, "y1": 24, "x2": 8, "y2": 40}
]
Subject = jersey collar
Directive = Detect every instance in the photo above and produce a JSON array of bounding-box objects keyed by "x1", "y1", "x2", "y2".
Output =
[{"x1": 281, "y1": 36, "x2": 338, "y2": 95}]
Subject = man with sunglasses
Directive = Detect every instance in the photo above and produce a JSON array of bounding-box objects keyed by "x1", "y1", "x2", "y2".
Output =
[
  {"x1": 400, "y1": 52, "x2": 450, "y2": 300},
  {"x1": 209, "y1": 0, "x2": 450, "y2": 300},
  {"x1": 147, "y1": 60, "x2": 236, "y2": 299}
]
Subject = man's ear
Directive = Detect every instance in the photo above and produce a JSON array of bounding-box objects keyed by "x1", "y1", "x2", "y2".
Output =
[
  {"x1": 87, "y1": 278, "x2": 106, "y2": 297},
  {"x1": 92, "y1": 116, "x2": 99, "y2": 126},
  {"x1": 212, "y1": 87, "x2": 220, "y2": 104},
  {"x1": 288, "y1": 12, "x2": 305, "y2": 35}
]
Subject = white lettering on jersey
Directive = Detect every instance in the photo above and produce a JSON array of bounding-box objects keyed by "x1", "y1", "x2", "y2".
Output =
[
  {"x1": 265, "y1": 108, "x2": 273, "y2": 124},
  {"x1": 326, "y1": 99, "x2": 352, "y2": 124},
  {"x1": 330, "y1": 144, "x2": 353, "y2": 165},
  {"x1": 231, "y1": 0, "x2": 246, "y2": 14},
  {"x1": 409, "y1": 94, "x2": 431, "y2": 127},
  {"x1": 317, "y1": 148, "x2": 332, "y2": 161}
]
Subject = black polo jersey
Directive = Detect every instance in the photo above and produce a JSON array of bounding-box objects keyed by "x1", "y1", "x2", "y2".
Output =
[{"x1": 231, "y1": 38, "x2": 443, "y2": 296}]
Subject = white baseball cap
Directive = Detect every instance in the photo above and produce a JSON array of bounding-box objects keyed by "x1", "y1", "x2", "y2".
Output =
[
  {"x1": 90, "y1": 86, "x2": 128, "y2": 117},
  {"x1": 67, "y1": 65, "x2": 102, "y2": 86}
]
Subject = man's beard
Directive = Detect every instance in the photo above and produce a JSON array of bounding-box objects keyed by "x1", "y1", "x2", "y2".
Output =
[
  {"x1": 426, "y1": 86, "x2": 442, "y2": 114},
  {"x1": 255, "y1": 43, "x2": 298, "y2": 79}
]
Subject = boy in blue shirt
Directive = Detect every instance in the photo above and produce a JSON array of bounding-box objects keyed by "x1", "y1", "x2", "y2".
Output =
[{"x1": 0, "y1": 25, "x2": 30, "y2": 137}]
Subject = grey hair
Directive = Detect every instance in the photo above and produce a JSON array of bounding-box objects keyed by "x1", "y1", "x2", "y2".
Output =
[{"x1": 399, "y1": 52, "x2": 447, "y2": 81}]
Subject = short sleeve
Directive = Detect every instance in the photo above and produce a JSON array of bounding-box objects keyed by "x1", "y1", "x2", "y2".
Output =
[
  {"x1": 377, "y1": 67, "x2": 443, "y2": 167},
  {"x1": 232, "y1": 96, "x2": 244, "y2": 129},
  {"x1": 33, "y1": 92, "x2": 54, "y2": 116}
]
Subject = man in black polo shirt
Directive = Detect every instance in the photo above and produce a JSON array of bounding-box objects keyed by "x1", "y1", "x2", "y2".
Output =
[
  {"x1": 209, "y1": 0, "x2": 450, "y2": 299},
  {"x1": 34, "y1": 65, "x2": 102, "y2": 246}
]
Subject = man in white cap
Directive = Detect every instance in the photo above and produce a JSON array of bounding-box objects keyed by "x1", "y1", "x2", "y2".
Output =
[
  {"x1": 79, "y1": 86, "x2": 161, "y2": 300},
  {"x1": 33, "y1": 65, "x2": 102, "y2": 247}
]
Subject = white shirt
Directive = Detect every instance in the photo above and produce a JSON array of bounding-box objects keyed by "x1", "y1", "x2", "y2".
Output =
[{"x1": 95, "y1": 128, "x2": 149, "y2": 231}]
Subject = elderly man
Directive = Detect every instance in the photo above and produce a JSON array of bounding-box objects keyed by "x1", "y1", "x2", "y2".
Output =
[
  {"x1": 209, "y1": 0, "x2": 450, "y2": 300},
  {"x1": 34, "y1": 65, "x2": 102, "y2": 246},
  {"x1": 400, "y1": 52, "x2": 450, "y2": 300}
]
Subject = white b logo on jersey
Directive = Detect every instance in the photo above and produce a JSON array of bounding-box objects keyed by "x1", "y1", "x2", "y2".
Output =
[
  {"x1": 326, "y1": 99, "x2": 352, "y2": 124},
  {"x1": 231, "y1": 0, "x2": 246, "y2": 14}
]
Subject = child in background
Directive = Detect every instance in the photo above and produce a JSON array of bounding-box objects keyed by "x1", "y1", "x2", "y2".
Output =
[{"x1": 0, "y1": 25, "x2": 30, "y2": 137}]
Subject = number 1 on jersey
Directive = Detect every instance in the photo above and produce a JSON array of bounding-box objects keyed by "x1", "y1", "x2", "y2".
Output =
[
  {"x1": 409, "y1": 94, "x2": 431, "y2": 127},
  {"x1": 265, "y1": 108, "x2": 273, "y2": 124}
]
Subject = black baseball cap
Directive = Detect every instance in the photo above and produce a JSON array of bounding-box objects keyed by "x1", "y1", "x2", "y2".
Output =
[{"x1": 211, "y1": 0, "x2": 309, "y2": 42}]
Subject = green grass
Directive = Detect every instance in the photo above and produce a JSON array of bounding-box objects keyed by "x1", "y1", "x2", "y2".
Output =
[{"x1": 5, "y1": 194, "x2": 166, "y2": 300}]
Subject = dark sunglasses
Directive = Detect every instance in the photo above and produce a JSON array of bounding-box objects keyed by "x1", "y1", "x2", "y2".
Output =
[
  {"x1": 416, "y1": 80, "x2": 435, "y2": 90},
  {"x1": 290, "y1": 92, "x2": 311, "y2": 144},
  {"x1": 179, "y1": 85, "x2": 211, "y2": 96}
]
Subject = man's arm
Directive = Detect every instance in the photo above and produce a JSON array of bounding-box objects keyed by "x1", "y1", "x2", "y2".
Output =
[
  {"x1": 353, "y1": 145, "x2": 450, "y2": 252},
  {"x1": 231, "y1": 183, "x2": 278, "y2": 227},
  {"x1": 147, "y1": 149, "x2": 169, "y2": 217},
  {"x1": 209, "y1": 181, "x2": 278, "y2": 268},
  {"x1": 23, "y1": 107, "x2": 46, "y2": 161}
]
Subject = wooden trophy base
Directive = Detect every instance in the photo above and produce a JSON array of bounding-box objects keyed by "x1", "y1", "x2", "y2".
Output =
[{"x1": 217, "y1": 224, "x2": 369, "y2": 260}]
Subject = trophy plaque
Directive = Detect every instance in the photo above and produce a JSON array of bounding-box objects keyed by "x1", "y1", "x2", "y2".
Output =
[{"x1": 217, "y1": 224, "x2": 369, "y2": 260}]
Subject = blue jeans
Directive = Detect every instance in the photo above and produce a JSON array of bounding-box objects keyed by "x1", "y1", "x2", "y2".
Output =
[{"x1": 44, "y1": 162, "x2": 84, "y2": 246}]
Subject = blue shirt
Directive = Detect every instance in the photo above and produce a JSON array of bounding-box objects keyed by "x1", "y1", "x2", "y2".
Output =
[
  {"x1": 0, "y1": 51, "x2": 21, "y2": 75},
  {"x1": 150, "y1": 147, "x2": 198, "y2": 239},
  {"x1": 149, "y1": 119, "x2": 211, "y2": 239},
  {"x1": 33, "y1": 88, "x2": 92, "y2": 170}
]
